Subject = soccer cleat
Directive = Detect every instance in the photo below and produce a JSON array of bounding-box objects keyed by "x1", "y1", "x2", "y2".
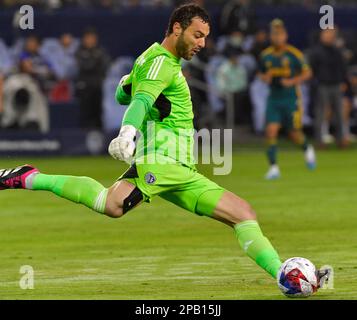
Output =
[
  {"x1": 0, "y1": 165, "x2": 39, "y2": 190},
  {"x1": 316, "y1": 266, "x2": 332, "y2": 289},
  {"x1": 265, "y1": 165, "x2": 281, "y2": 180},
  {"x1": 304, "y1": 145, "x2": 316, "y2": 170}
]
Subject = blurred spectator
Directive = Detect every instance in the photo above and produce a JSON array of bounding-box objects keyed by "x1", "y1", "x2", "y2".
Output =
[
  {"x1": 216, "y1": 46, "x2": 249, "y2": 125},
  {"x1": 40, "y1": 33, "x2": 79, "y2": 80},
  {"x1": 183, "y1": 38, "x2": 216, "y2": 129},
  {"x1": 249, "y1": 76, "x2": 269, "y2": 134},
  {"x1": 220, "y1": 0, "x2": 256, "y2": 36},
  {"x1": 39, "y1": 33, "x2": 79, "y2": 102},
  {"x1": 341, "y1": 68, "x2": 357, "y2": 142},
  {"x1": 309, "y1": 28, "x2": 348, "y2": 147},
  {"x1": 0, "y1": 73, "x2": 3, "y2": 117},
  {"x1": 349, "y1": 68, "x2": 357, "y2": 105},
  {"x1": 349, "y1": 69, "x2": 357, "y2": 131},
  {"x1": 75, "y1": 27, "x2": 110, "y2": 129},
  {"x1": 205, "y1": 54, "x2": 225, "y2": 123},
  {"x1": 248, "y1": 28, "x2": 270, "y2": 134},
  {"x1": 346, "y1": 38, "x2": 357, "y2": 67},
  {"x1": 250, "y1": 29, "x2": 270, "y2": 60},
  {"x1": 0, "y1": 39, "x2": 14, "y2": 76},
  {"x1": 334, "y1": 26, "x2": 356, "y2": 67},
  {"x1": 102, "y1": 56, "x2": 134, "y2": 132},
  {"x1": 217, "y1": 31, "x2": 244, "y2": 54},
  {"x1": 19, "y1": 35, "x2": 56, "y2": 93},
  {"x1": 59, "y1": 33, "x2": 79, "y2": 79},
  {"x1": 0, "y1": 35, "x2": 52, "y2": 133}
]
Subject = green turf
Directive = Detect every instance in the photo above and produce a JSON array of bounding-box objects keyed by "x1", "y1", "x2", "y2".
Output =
[{"x1": 0, "y1": 149, "x2": 356, "y2": 300}]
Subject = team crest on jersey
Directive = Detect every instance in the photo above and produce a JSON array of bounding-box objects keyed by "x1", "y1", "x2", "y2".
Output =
[{"x1": 144, "y1": 172, "x2": 156, "y2": 185}]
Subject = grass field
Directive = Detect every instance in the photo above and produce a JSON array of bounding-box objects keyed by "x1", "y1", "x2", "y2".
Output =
[{"x1": 0, "y1": 148, "x2": 357, "y2": 300}]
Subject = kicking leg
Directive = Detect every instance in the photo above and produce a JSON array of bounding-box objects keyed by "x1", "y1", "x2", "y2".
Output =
[
  {"x1": 0, "y1": 164, "x2": 142, "y2": 218},
  {"x1": 210, "y1": 190, "x2": 282, "y2": 279}
]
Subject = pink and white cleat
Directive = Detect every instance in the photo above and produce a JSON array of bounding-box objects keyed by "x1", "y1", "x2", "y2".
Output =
[{"x1": 0, "y1": 165, "x2": 39, "y2": 190}]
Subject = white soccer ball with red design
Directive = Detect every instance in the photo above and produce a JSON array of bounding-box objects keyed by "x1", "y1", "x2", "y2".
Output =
[{"x1": 277, "y1": 257, "x2": 318, "y2": 298}]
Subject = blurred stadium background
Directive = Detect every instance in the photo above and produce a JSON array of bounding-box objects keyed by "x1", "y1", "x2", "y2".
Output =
[
  {"x1": 0, "y1": 0, "x2": 357, "y2": 153},
  {"x1": 1, "y1": 0, "x2": 357, "y2": 300}
]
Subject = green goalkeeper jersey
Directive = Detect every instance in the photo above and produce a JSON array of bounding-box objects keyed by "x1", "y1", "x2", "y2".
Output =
[{"x1": 121, "y1": 42, "x2": 195, "y2": 168}]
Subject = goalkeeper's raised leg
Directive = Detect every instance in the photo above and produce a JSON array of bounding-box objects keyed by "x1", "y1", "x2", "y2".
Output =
[{"x1": 0, "y1": 164, "x2": 140, "y2": 218}]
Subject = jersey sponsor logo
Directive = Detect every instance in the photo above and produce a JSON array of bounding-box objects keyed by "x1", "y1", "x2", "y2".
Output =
[
  {"x1": 146, "y1": 56, "x2": 165, "y2": 80},
  {"x1": 144, "y1": 172, "x2": 156, "y2": 185}
]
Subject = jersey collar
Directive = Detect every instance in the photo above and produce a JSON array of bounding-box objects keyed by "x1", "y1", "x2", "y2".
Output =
[{"x1": 155, "y1": 42, "x2": 181, "y2": 63}]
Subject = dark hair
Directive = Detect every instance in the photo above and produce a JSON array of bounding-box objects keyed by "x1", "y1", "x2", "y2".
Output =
[
  {"x1": 83, "y1": 26, "x2": 98, "y2": 37},
  {"x1": 26, "y1": 34, "x2": 41, "y2": 43},
  {"x1": 166, "y1": 3, "x2": 211, "y2": 37}
]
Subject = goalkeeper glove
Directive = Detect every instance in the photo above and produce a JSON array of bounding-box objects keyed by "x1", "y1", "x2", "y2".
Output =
[{"x1": 108, "y1": 125, "x2": 136, "y2": 164}]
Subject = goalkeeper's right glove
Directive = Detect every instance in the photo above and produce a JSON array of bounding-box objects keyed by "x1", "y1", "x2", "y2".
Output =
[{"x1": 108, "y1": 125, "x2": 136, "y2": 164}]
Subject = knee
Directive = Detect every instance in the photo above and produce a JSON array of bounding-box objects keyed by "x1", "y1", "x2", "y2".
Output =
[
  {"x1": 227, "y1": 200, "x2": 257, "y2": 225},
  {"x1": 104, "y1": 188, "x2": 124, "y2": 218},
  {"x1": 105, "y1": 207, "x2": 124, "y2": 218},
  {"x1": 237, "y1": 200, "x2": 257, "y2": 221},
  {"x1": 266, "y1": 129, "x2": 278, "y2": 141}
]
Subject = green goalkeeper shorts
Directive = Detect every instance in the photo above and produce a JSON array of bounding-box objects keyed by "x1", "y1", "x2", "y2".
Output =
[{"x1": 117, "y1": 160, "x2": 225, "y2": 217}]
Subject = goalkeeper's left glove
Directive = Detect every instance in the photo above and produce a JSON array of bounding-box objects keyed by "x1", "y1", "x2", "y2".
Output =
[{"x1": 108, "y1": 125, "x2": 136, "y2": 164}]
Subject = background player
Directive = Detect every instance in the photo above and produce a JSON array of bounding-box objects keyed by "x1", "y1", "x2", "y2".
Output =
[{"x1": 259, "y1": 19, "x2": 316, "y2": 180}]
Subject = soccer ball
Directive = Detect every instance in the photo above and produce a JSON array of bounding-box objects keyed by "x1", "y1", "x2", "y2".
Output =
[{"x1": 277, "y1": 257, "x2": 318, "y2": 298}]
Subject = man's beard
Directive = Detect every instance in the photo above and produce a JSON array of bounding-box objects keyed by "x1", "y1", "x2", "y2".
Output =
[{"x1": 176, "y1": 34, "x2": 191, "y2": 60}]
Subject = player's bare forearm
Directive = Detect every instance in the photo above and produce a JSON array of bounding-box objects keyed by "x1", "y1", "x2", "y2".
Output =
[
  {"x1": 292, "y1": 68, "x2": 312, "y2": 85},
  {"x1": 296, "y1": 68, "x2": 312, "y2": 84},
  {"x1": 281, "y1": 68, "x2": 312, "y2": 87}
]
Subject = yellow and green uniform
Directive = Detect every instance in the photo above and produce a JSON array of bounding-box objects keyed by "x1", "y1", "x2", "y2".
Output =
[
  {"x1": 117, "y1": 43, "x2": 225, "y2": 216},
  {"x1": 260, "y1": 45, "x2": 309, "y2": 130}
]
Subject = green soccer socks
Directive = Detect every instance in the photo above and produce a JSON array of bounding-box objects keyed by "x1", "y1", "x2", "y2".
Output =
[
  {"x1": 234, "y1": 220, "x2": 282, "y2": 278},
  {"x1": 31, "y1": 173, "x2": 108, "y2": 214}
]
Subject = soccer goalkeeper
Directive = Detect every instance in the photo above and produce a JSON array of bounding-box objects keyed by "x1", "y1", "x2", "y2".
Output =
[{"x1": 0, "y1": 4, "x2": 326, "y2": 288}]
